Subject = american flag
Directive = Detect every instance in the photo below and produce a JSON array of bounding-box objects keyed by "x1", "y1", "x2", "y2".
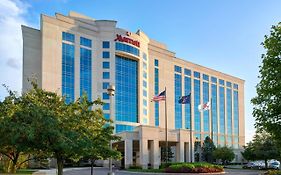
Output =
[{"x1": 151, "y1": 90, "x2": 166, "y2": 102}]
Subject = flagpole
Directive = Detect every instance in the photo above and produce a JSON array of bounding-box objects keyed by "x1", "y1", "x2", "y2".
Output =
[
  {"x1": 190, "y1": 92, "x2": 193, "y2": 163},
  {"x1": 210, "y1": 97, "x2": 213, "y2": 141},
  {"x1": 165, "y1": 87, "x2": 168, "y2": 164}
]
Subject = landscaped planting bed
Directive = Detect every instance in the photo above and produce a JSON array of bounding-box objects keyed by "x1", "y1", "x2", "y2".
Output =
[{"x1": 164, "y1": 162, "x2": 224, "y2": 173}]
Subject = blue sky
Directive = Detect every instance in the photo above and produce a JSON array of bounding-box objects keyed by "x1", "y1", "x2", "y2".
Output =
[{"x1": 0, "y1": 0, "x2": 280, "y2": 143}]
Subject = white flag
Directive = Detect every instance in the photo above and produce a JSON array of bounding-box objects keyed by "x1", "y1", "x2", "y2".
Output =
[{"x1": 198, "y1": 102, "x2": 211, "y2": 112}]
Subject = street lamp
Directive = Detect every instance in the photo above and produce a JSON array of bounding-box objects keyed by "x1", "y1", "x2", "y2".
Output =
[{"x1": 107, "y1": 85, "x2": 115, "y2": 175}]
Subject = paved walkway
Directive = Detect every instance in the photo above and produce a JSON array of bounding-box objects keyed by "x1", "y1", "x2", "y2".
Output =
[{"x1": 62, "y1": 167, "x2": 265, "y2": 175}]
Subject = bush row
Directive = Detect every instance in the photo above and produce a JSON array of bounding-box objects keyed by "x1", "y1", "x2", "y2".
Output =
[{"x1": 164, "y1": 162, "x2": 224, "y2": 173}]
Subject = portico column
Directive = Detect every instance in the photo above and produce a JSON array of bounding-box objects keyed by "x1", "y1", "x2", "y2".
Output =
[
  {"x1": 176, "y1": 141, "x2": 185, "y2": 162},
  {"x1": 125, "y1": 139, "x2": 133, "y2": 169},
  {"x1": 139, "y1": 139, "x2": 148, "y2": 169},
  {"x1": 151, "y1": 139, "x2": 160, "y2": 169}
]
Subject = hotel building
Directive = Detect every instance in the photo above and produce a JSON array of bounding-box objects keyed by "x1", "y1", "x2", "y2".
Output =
[{"x1": 22, "y1": 12, "x2": 245, "y2": 169}]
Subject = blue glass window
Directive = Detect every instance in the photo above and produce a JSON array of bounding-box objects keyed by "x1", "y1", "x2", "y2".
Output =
[
  {"x1": 234, "y1": 83, "x2": 239, "y2": 90},
  {"x1": 143, "y1": 53, "x2": 147, "y2": 61},
  {"x1": 103, "y1": 51, "x2": 110, "y2": 58},
  {"x1": 175, "y1": 74, "x2": 182, "y2": 129},
  {"x1": 103, "y1": 103, "x2": 110, "y2": 110},
  {"x1": 143, "y1": 62, "x2": 147, "y2": 70},
  {"x1": 143, "y1": 90, "x2": 147, "y2": 97},
  {"x1": 226, "y1": 81, "x2": 232, "y2": 88},
  {"x1": 220, "y1": 135, "x2": 225, "y2": 146},
  {"x1": 103, "y1": 92, "x2": 109, "y2": 100},
  {"x1": 234, "y1": 91, "x2": 239, "y2": 135},
  {"x1": 184, "y1": 69, "x2": 191, "y2": 76},
  {"x1": 62, "y1": 43, "x2": 75, "y2": 104},
  {"x1": 143, "y1": 108, "x2": 147, "y2": 115},
  {"x1": 116, "y1": 124, "x2": 135, "y2": 133},
  {"x1": 227, "y1": 136, "x2": 232, "y2": 147},
  {"x1": 203, "y1": 74, "x2": 209, "y2": 81},
  {"x1": 62, "y1": 32, "x2": 75, "y2": 43},
  {"x1": 143, "y1": 80, "x2": 147, "y2": 88},
  {"x1": 102, "y1": 41, "x2": 110, "y2": 48},
  {"x1": 143, "y1": 72, "x2": 147, "y2": 79},
  {"x1": 155, "y1": 68, "x2": 159, "y2": 126},
  {"x1": 80, "y1": 37, "x2": 92, "y2": 47},
  {"x1": 211, "y1": 77, "x2": 217, "y2": 83},
  {"x1": 115, "y1": 55, "x2": 138, "y2": 123},
  {"x1": 104, "y1": 113, "x2": 110, "y2": 120},
  {"x1": 184, "y1": 76, "x2": 191, "y2": 129},
  {"x1": 143, "y1": 99, "x2": 147, "y2": 107},
  {"x1": 227, "y1": 89, "x2": 232, "y2": 135},
  {"x1": 154, "y1": 59, "x2": 159, "y2": 67},
  {"x1": 103, "y1": 82, "x2": 109, "y2": 89},
  {"x1": 219, "y1": 86, "x2": 225, "y2": 134},
  {"x1": 203, "y1": 82, "x2": 209, "y2": 132},
  {"x1": 103, "y1": 62, "x2": 110, "y2": 69},
  {"x1": 80, "y1": 48, "x2": 92, "y2": 101},
  {"x1": 174, "y1": 65, "x2": 182, "y2": 73},
  {"x1": 194, "y1": 79, "x2": 201, "y2": 132},
  {"x1": 211, "y1": 84, "x2": 218, "y2": 134},
  {"x1": 103, "y1": 72, "x2": 110, "y2": 79},
  {"x1": 194, "y1": 71, "x2": 200, "y2": 78},
  {"x1": 115, "y1": 42, "x2": 140, "y2": 56},
  {"x1": 219, "y1": 79, "x2": 225, "y2": 86}
]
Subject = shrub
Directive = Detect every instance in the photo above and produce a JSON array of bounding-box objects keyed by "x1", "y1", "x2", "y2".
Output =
[
  {"x1": 164, "y1": 162, "x2": 224, "y2": 173},
  {"x1": 265, "y1": 170, "x2": 281, "y2": 175},
  {"x1": 129, "y1": 165, "x2": 142, "y2": 169}
]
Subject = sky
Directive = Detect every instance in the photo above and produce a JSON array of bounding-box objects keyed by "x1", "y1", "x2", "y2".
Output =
[{"x1": 0, "y1": 0, "x2": 281, "y2": 143}]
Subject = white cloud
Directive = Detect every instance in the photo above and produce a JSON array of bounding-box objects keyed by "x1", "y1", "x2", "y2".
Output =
[{"x1": 0, "y1": 0, "x2": 31, "y2": 99}]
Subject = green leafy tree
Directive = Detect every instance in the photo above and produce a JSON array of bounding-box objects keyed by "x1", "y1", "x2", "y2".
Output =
[
  {"x1": 0, "y1": 88, "x2": 45, "y2": 173},
  {"x1": 252, "y1": 23, "x2": 281, "y2": 149},
  {"x1": 202, "y1": 136, "x2": 216, "y2": 163},
  {"x1": 213, "y1": 146, "x2": 234, "y2": 165},
  {"x1": 242, "y1": 131, "x2": 280, "y2": 169},
  {"x1": 161, "y1": 147, "x2": 174, "y2": 163}
]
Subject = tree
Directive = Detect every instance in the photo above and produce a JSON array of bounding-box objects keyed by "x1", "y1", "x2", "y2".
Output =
[
  {"x1": 252, "y1": 23, "x2": 281, "y2": 149},
  {"x1": 0, "y1": 83, "x2": 121, "y2": 175},
  {"x1": 242, "y1": 131, "x2": 280, "y2": 169},
  {"x1": 0, "y1": 87, "x2": 45, "y2": 173},
  {"x1": 213, "y1": 146, "x2": 234, "y2": 165},
  {"x1": 161, "y1": 147, "x2": 174, "y2": 163},
  {"x1": 201, "y1": 136, "x2": 216, "y2": 163}
]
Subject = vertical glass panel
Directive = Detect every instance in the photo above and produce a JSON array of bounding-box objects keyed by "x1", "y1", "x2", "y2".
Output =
[
  {"x1": 194, "y1": 71, "x2": 200, "y2": 78},
  {"x1": 174, "y1": 74, "x2": 182, "y2": 129},
  {"x1": 155, "y1": 68, "x2": 159, "y2": 126},
  {"x1": 115, "y1": 55, "x2": 138, "y2": 124},
  {"x1": 184, "y1": 68, "x2": 191, "y2": 76},
  {"x1": 154, "y1": 59, "x2": 159, "y2": 67},
  {"x1": 234, "y1": 91, "x2": 239, "y2": 135},
  {"x1": 184, "y1": 76, "x2": 191, "y2": 129},
  {"x1": 219, "y1": 86, "x2": 225, "y2": 134},
  {"x1": 194, "y1": 79, "x2": 201, "y2": 132},
  {"x1": 62, "y1": 32, "x2": 75, "y2": 43},
  {"x1": 203, "y1": 74, "x2": 209, "y2": 81},
  {"x1": 174, "y1": 65, "x2": 182, "y2": 73},
  {"x1": 211, "y1": 77, "x2": 217, "y2": 83},
  {"x1": 227, "y1": 88, "x2": 232, "y2": 135},
  {"x1": 211, "y1": 84, "x2": 218, "y2": 134},
  {"x1": 62, "y1": 43, "x2": 75, "y2": 104},
  {"x1": 80, "y1": 48, "x2": 92, "y2": 101},
  {"x1": 80, "y1": 37, "x2": 92, "y2": 47},
  {"x1": 203, "y1": 82, "x2": 209, "y2": 132}
]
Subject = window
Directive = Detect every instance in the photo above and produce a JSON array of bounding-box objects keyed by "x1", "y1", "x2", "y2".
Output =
[
  {"x1": 184, "y1": 69, "x2": 191, "y2": 76},
  {"x1": 104, "y1": 113, "x2": 110, "y2": 120},
  {"x1": 143, "y1": 99, "x2": 147, "y2": 107},
  {"x1": 219, "y1": 86, "x2": 225, "y2": 134},
  {"x1": 143, "y1": 53, "x2": 147, "y2": 61},
  {"x1": 185, "y1": 76, "x2": 191, "y2": 129},
  {"x1": 154, "y1": 59, "x2": 159, "y2": 67},
  {"x1": 143, "y1": 90, "x2": 147, "y2": 97},
  {"x1": 143, "y1": 72, "x2": 147, "y2": 79},
  {"x1": 80, "y1": 37, "x2": 92, "y2": 47},
  {"x1": 219, "y1": 79, "x2": 225, "y2": 86},
  {"x1": 102, "y1": 41, "x2": 110, "y2": 48},
  {"x1": 234, "y1": 83, "x2": 239, "y2": 90},
  {"x1": 143, "y1": 108, "x2": 147, "y2": 115},
  {"x1": 155, "y1": 67, "x2": 159, "y2": 127},
  {"x1": 103, "y1": 103, "x2": 110, "y2": 110},
  {"x1": 103, "y1": 72, "x2": 110, "y2": 79},
  {"x1": 62, "y1": 32, "x2": 75, "y2": 43},
  {"x1": 174, "y1": 65, "x2": 182, "y2": 73},
  {"x1": 211, "y1": 77, "x2": 217, "y2": 83},
  {"x1": 194, "y1": 79, "x2": 201, "y2": 132},
  {"x1": 203, "y1": 82, "x2": 209, "y2": 132},
  {"x1": 174, "y1": 74, "x2": 182, "y2": 129},
  {"x1": 115, "y1": 42, "x2": 139, "y2": 56},
  {"x1": 143, "y1": 62, "x2": 147, "y2": 70},
  {"x1": 103, "y1": 92, "x2": 109, "y2": 100},
  {"x1": 103, "y1": 62, "x2": 110, "y2": 69},
  {"x1": 227, "y1": 89, "x2": 232, "y2": 135},
  {"x1": 143, "y1": 80, "x2": 147, "y2": 88},
  {"x1": 211, "y1": 84, "x2": 218, "y2": 134},
  {"x1": 203, "y1": 74, "x2": 209, "y2": 81},
  {"x1": 102, "y1": 51, "x2": 110, "y2": 58},
  {"x1": 194, "y1": 71, "x2": 200, "y2": 78},
  {"x1": 80, "y1": 48, "x2": 92, "y2": 101},
  {"x1": 115, "y1": 55, "x2": 138, "y2": 123},
  {"x1": 62, "y1": 43, "x2": 75, "y2": 104},
  {"x1": 116, "y1": 124, "x2": 135, "y2": 133},
  {"x1": 103, "y1": 82, "x2": 109, "y2": 89},
  {"x1": 226, "y1": 81, "x2": 232, "y2": 88}
]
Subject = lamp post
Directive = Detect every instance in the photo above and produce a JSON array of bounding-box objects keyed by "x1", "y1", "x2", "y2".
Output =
[{"x1": 107, "y1": 85, "x2": 115, "y2": 175}]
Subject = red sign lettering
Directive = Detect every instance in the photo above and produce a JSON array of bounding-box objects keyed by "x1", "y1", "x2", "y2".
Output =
[{"x1": 114, "y1": 33, "x2": 140, "y2": 48}]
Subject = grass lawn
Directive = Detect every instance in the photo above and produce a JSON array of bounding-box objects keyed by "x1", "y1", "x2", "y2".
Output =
[{"x1": 0, "y1": 169, "x2": 36, "y2": 175}]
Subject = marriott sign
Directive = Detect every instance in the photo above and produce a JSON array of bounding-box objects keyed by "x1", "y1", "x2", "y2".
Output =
[{"x1": 114, "y1": 32, "x2": 140, "y2": 48}]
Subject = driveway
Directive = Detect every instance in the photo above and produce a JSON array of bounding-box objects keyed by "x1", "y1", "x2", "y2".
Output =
[{"x1": 64, "y1": 167, "x2": 266, "y2": 175}]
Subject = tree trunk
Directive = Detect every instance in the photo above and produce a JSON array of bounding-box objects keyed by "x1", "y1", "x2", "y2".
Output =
[
  {"x1": 9, "y1": 154, "x2": 19, "y2": 173},
  {"x1": 265, "y1": 159, "x2": 268, "y2": 169},
  {"x1": 90, "y1": 160, "x2": 94, "y2": 175},
  {"x1": 56, "y1": 154, "x2": 64, "y2": 175}
]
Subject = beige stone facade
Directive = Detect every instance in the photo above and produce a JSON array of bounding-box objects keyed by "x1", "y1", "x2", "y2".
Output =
[{"x1": 22, "y1": 11, "x2": 245, "y2": 168}]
